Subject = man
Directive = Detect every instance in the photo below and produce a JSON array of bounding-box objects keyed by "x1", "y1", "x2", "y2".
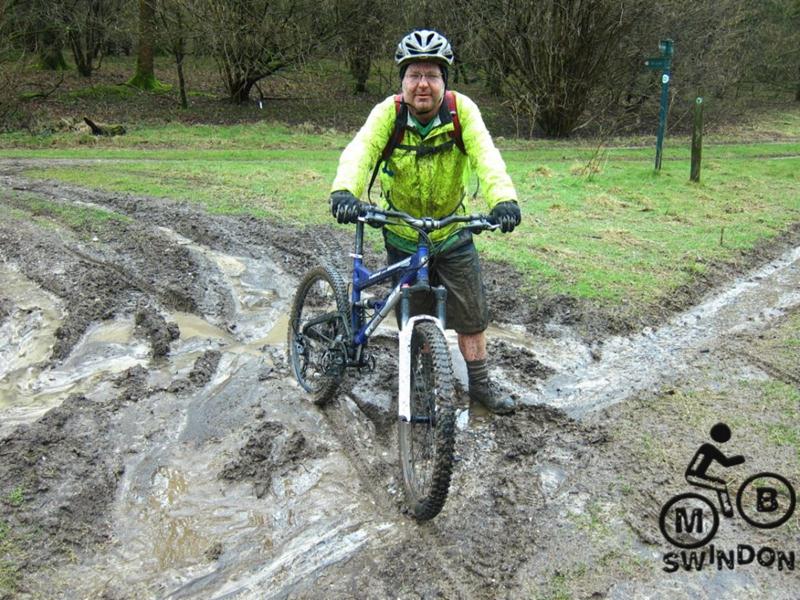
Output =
[{"x1": 329, "y1": 30, "x2": 521, "y2": 414}]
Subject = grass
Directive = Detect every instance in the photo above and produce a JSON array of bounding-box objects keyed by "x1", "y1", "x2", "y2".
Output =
[
  {"x1": 0, "y1": 120, "x2": 350, "y2": 151},
  {"x1": 617, "y1": 375, "x2": 800, "y2": 510},
  {"x1": 572, "y1": 501, "x2": 613, "y2": 537},
  {"x1": 4, "y1": 192, "x2": 130, "y2": 233},
  {"x1": 542, "y1": 572, "x2": 572, "y2": 600},
  {"x1": 740, "y1": 312, "x2": 800, "y2": 460},
  {"x1": 750, "y1": 308, "x2": 800, "y2": 380},
  {"x1": 743, "y1": 380, "x2": 800, "y2": 461},
  {"x1": 4, "y1": 487, "x2": 24, "y2": 508}
]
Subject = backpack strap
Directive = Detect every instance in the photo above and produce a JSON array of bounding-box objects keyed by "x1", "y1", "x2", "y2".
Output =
[{"x1": 445, "y1": 90, "x2": 466, "y2": 155}]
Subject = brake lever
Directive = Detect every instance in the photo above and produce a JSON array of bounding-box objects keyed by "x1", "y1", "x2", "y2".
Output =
[
  {"x1": 467, "y1": 220, "x2": 500, "y2": 233},
  {"x1": 359, "y1": 209, "x2": 390, "y2": 229}
]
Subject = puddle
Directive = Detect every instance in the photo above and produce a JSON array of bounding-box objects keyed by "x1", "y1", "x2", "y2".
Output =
[
  {"x1": 172, "y1": 311, "x2": 235, "y2": 343},
  {"x1": 0, "y1": 226, "x2": 295, "y2": 434},
  {"x1": 0, "y1": 311, "x2": 152, "y2": 435},
  {"x1": 524, "y1": 245, "x2": 800, "y2": 417},
  {"x1": 0, "y1": 263, "x2": 64, "y2": 384},
  {"x1": 261, "y1": 313, "x2": 289, "y2": 345},
  {"x1": 42, "y1": 369, "x2": 399, "y2": 599}
]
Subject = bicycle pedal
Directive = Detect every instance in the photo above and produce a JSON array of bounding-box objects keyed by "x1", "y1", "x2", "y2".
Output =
[{"x1": 356, "y1": 354, "x2": 377, "y2": 373}]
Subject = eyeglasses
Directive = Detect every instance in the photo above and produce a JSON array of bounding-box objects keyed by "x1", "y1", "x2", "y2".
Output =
[{"x1": 405, "y1": 72, "x2": 443, "y2": 84}]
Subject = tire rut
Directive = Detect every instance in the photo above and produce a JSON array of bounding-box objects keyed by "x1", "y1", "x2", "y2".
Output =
[
  {"x1": 0, "y1": 187, "x2": 240, "y2": 358},
  {"x1": 317, "y1": 395, "x2": 402, "y2": 519},
  {"x1": 65, "y1": 244, "x2": 198, "y2": 312}
]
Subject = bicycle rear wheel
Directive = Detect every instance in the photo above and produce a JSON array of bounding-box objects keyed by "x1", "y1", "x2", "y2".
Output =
[
  {"x1": 398, "y1": 320, "x2": 456, "y2": 521},
  {"x1": 287, "y1": 264, "x2": 349, "y2": 405}
]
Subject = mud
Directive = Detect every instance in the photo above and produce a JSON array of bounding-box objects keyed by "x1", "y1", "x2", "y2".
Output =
[
  {"x1": 220, "y1": 420, "x2": 330, "y2": 499},
  {"x1": 1, "y1": 163, "x2": 799, "y2": 598},
  {"x1": 167, "y1": 350, "x2": 223, "y2": 394},
  {"x1": 134, "y1": 305, "x2": 181, "y2": 358},
  {"x1": 0, "y1": 393, "x2": 124, "y2": 572},
  {"x1": 0, "y1": 297, "x2": 11, "y2": 323}
]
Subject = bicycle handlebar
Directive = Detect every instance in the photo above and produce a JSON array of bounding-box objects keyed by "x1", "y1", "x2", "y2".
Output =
[{"x1": 359, "y1": 206, "x2": 500, "y2": 233}]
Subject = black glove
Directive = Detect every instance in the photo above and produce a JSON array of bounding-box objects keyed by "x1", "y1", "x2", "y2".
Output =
[
  {"x1": 330, "y1": 190, "x2": 361, "y2": 224},
  {"x1": 490, "y1": 201, "x2": 521, "y2": 233}
]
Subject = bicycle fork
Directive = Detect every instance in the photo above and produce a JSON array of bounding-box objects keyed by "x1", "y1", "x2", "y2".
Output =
[{"x1": 397, "y1": 285, "x2": 447, "y2": 423}]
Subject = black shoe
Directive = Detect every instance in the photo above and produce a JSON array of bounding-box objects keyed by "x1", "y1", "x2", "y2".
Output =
[{"x1": 468, "y1": 379, "x2": 516, "y2": 415}]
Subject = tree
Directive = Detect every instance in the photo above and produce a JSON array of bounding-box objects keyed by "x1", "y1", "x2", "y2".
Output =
[
  {"x1": 38, "y1": 0, "x2": 126, "y2": 77},
  {"x1": 128, "y1": 0, "x2": 166, "y2": 90},
  {"x1": 1, "y1": 0, "x2": 68, "y2": 70},
  {"x1": 196, "y1": 0, "x2": 340, "y2": 104},
  {"x1": 0, "y1": 5, "x2": 32, "y2": 129},
  {"x1": 66, "y1": 1, "x2": 108, "y2": 76},
  {"x1": 38, "y1": 24, "x2": 69, "y2": 71},
  {"x1": 334, "y1": 0, "x2": 387, "y2": 94},
  {"x1": 455, "y1": 0, "x2": 634, "y2": 137},
  {"x1": 741, "y1": 0, "x2": 800, "y2": 101},
  {"x1": 158, "y1": 0, "x2": 191, "y2": 107}
]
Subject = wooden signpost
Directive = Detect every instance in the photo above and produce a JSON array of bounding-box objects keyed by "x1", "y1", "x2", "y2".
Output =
[{"x1": 691, "y1": 97, "x2": 704, "y2": 182}]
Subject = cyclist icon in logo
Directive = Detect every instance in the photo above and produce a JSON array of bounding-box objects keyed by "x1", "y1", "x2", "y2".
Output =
[
  {"x1": 684, "y1": 422, "x2": 744, "y2": 517},
  {"x1": 659, "y1": 422, "x2": 796, "y2": 549}
]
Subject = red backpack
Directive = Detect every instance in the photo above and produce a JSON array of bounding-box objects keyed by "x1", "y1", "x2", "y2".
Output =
[{"x1": 368, "y1": 90, "x2": 466, "y2": 196}]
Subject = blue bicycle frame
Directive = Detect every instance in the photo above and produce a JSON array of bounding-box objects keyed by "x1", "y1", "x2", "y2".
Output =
[
  {"x1": 342, "y1": 208, "x2": 497, "y2": 369},
  {"x1": 348, "y1": 218, "x2": 447, "y2": 360}
]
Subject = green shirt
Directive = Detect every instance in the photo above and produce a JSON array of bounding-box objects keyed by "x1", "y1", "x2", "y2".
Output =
[{"x1": 409, "y1": 113, "x2": 438, "y2": 138}]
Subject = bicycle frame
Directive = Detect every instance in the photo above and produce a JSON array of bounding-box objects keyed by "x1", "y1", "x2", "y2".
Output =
[
  {"x1": 349, "y1": 217, "x2": 451, "y2": 425},
  {"x1": 348, "y1": 219, "x2": 447, "y2": 354}
]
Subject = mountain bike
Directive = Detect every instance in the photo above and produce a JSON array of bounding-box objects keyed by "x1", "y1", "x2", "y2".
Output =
[{"x1": 287, "y1": 206, "x2": 498, "y2": 520}]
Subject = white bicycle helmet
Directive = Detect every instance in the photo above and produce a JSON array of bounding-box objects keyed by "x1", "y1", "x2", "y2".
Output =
[{"x1": 395, "y1": 30, "x2": 454, "y2": 67}]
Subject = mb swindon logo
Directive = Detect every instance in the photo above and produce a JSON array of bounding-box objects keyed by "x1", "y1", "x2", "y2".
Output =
[{"x1": 658, "y1": 422, "x2": 797, "y2": 572}]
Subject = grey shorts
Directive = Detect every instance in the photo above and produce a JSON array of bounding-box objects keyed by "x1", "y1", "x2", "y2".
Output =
[{"x1": 386, "y1": 235, "x2": 489, "y2": 335}]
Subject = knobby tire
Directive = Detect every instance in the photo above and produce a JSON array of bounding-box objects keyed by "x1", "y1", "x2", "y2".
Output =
[
  {"x1": 398, "y1": 320, "x2": 456, "y2": 521},
  {"x1": 287, "y1": 264, "x2": 349, "y2": 405}
]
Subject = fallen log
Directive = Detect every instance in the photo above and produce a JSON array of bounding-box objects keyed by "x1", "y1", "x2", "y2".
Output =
[{"x1": 83, "y1": 117, "x2": 126, "y2": 136}]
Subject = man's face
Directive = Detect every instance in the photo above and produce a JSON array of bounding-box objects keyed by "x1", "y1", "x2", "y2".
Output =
[{"x1": 402, "y1": 61, "x2": 445, "y2": 121}]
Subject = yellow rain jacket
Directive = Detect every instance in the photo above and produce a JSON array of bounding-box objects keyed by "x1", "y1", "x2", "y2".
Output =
[{"x1": 331, "y1": 91, "x2": 517, "y2": 247}]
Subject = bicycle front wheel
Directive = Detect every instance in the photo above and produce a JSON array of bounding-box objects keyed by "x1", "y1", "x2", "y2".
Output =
[
  {"x1": 398, "y1": 320, "x2": 456, "y2": 521},
  {"x1": 287, "y1": 264, "x2": 349, "y2": 405}
]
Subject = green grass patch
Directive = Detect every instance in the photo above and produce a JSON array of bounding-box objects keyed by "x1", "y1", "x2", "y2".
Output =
[
  {"x1": 543, "y1": 571, "x2": 573, "y2": 600},
  {"x1": 751, "y1": 309, "x2": 800, "y2": 379},
  {"x1": 4, "y1": 487, "x2": 23, "y2": 508},
  {"x1": 23, "y1": 157, "x2": 335, "y2": 224},
  {"x1": 6, "y1": 194, "x2": 130, "y2": 233},
  {"x1": 0, "y1": 521, "x2": 20, "y2": 594},
  {"x1": 572, "y1": 501, "x2": 614, "y2": 540},
  {"x1": 0, "y1": 121, "x2": 351, "y2": 152},
  {"x1": 758, "y1": 381, "x2": 800, "y2": 459},
  {"x1": 488, "y1": 147, "x2": 800, "y2": 305}
]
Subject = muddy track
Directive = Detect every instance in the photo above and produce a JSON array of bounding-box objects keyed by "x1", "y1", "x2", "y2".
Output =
[{"x1": 1, "y1": 167, "x2": 799, "y2": 598}]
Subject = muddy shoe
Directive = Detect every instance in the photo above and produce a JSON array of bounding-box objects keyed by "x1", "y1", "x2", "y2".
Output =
[
  {"x1": 465, "y1": 358, "x2": 516, "y2": 415},
  {"x1": 468, "y1": 379, "x2": 516, "y2": 415}
]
